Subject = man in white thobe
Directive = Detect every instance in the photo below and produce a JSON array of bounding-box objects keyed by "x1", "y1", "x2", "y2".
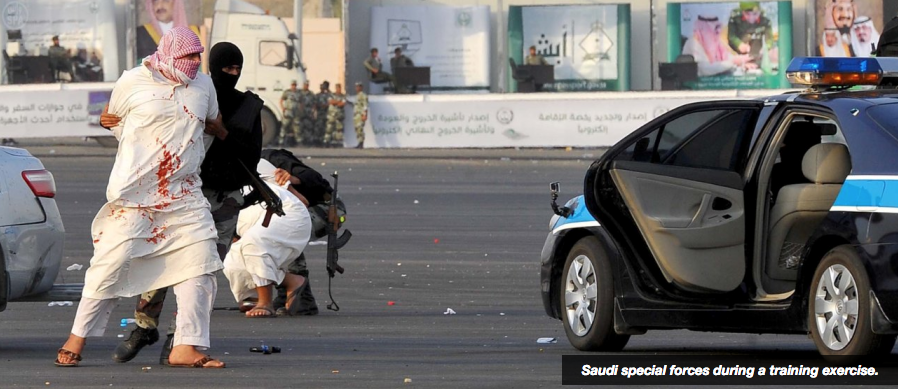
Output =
[
  {"x1": 223, "y1": 160, "x2": 312, "y2": 317},
  {"x1": 55, "y1": 27, "x2": 227, "y2": 369}
]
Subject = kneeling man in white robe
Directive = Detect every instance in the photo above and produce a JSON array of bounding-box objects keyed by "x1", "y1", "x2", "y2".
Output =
[{"x1": 224, "y1": 159, "x2": 312, "y2": 317}]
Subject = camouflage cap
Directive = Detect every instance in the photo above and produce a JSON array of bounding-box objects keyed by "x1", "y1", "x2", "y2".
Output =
[{"x1": 739, "y1": 2, "x2": 760, "y2": 11}]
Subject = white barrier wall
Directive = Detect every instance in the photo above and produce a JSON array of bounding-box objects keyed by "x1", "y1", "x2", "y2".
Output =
[
  {"x1": 2, "y1": 83, "x2": 784, "y2": 148},
  {"x1": 344, "y1": 90, "x2": 787, "y2": 148}
]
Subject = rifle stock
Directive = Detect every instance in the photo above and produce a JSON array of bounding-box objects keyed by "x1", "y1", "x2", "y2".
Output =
[{"x1": 238, "y1": 160, "x2": 284, "y2": 228}]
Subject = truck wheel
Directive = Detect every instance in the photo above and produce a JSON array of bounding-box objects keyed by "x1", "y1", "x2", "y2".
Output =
[
  {"x1": 260, "y1": 108, "x2": 279, "y2": 147},
  {"x1": 809, "y1": 245, "x2": 895, "y2": 359},
  {"x1": 560, "y1": 237, "x2": 629, "y2": 351}
]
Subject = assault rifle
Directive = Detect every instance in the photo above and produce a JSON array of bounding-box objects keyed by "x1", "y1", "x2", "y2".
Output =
[
  {"x1": 326, "y1": 171, "x2": 352, "y2": 311},
  {"x1": 238, "y1": 160, "x2": 285, "y2": 227}
]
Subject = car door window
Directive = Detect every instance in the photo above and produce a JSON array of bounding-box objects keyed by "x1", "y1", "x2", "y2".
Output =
[{"x1": 618, "y1": 109, "x2": 757, "y2": 173}]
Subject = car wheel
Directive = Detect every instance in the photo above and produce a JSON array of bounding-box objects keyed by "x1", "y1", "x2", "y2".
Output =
[
  {"x1": 559, "y1": 237, "x2": 629, "y2": 351},
  {"x1": 260, "y1": 108, "x2": 279, "y2": 147},
  {"x1": 809, "y1": 245, "x2": 895, "y2": 358}
]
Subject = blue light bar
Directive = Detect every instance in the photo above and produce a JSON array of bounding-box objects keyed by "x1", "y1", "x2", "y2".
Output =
[
  {"x1": 786, "y1": 57, "x2": 884, "y2": 87},
  {"x1": 786, "y1": 57, "x2": 880, "y2": 74}
]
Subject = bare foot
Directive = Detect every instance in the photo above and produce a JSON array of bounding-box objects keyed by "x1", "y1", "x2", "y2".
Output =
[
  {"x1": 245, "y1": 305, "x2": 275, "y2": 318},
  {"x1": 168, "y1": 345, "x2": 225, "y2": 368}
]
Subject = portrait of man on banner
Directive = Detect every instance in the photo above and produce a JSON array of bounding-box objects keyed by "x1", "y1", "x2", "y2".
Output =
[
  {"x1": 679, "y1": 2, "x2": 779, "y2": 77},
  {"x1": 668, "y1": 1, "x2": 791, "y2": 90},
  {"x1": 814, "y1": 0, "x2": 883, "y2": 58},
  {"x1": 136, "y1": 0, "x2": 202, "y2": 60}
]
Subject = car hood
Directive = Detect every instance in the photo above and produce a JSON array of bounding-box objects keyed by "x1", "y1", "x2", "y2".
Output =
[{"x1": 0, "y1": 146, "x2": 33, "y2": 158}]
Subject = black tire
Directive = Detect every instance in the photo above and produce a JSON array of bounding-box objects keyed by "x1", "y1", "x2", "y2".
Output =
[
  {"x1": 808, "y1": 245, "x2": 896, "y2": 359},
  {"x1": 260, "y1": 108, "x2": 279, "y2": 147},
  {"x1": 559, "y1": 237, "x2": 629, "y2": 351}
]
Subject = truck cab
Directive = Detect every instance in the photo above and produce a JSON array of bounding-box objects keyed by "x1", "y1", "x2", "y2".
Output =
[{"x1": 210, "y1": 0, "x2": 307, "y2": 145}]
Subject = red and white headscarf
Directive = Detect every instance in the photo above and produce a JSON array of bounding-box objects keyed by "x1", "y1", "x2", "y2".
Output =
[{"x1": 145, "y1": 26, "x2": 204, "y2": 84}]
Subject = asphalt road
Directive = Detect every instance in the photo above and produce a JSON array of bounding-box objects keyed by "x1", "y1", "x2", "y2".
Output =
[{"x1": 0, "y1": 153, "x2": 827, "y2": 388}]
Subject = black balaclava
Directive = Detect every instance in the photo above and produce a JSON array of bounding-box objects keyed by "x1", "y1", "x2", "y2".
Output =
[
  {"x1": 877, "y1": 17, "x2": 898, "y2": 57},
  {"x1": 209, "y1": 42, "x2": 244, "y2": 115}
]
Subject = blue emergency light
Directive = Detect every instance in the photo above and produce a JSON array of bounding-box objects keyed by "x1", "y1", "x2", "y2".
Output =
[{"x1": 786, "y1": 57, "x2": 898, "y2": 87}]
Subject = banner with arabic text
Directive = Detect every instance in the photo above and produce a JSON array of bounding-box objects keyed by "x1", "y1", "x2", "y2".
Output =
[
  {"x1": 508, "y1": 4, "x2": 630, "y2": 92},
  {"x1": 0, "y1": 87, "x2": 112, "y2": 137}
]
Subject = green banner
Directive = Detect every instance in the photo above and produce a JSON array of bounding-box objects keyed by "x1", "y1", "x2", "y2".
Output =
[
  {"x1": 508, "y1": 4, "x2": 631, "y2": 92},
  {"x1": 667, "y1": 1, "x2": 792, "y2": 90}
]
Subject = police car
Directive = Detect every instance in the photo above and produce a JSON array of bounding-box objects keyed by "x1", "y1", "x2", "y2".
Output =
[{"x1": 541, "y1": 57, "x2": 898, "y2": 358}]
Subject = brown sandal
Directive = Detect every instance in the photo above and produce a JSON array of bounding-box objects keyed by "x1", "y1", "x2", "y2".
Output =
[
  {"x1": 170, "y1": 355, "x2": 225, "y2": 369},
  {"x1": 55, "y1": 348, "x2": 82, "y2": 367}
]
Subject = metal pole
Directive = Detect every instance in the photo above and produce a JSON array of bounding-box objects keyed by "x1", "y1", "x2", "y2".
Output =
[
  {"x1": 650, "y1": 0, "x2": 657, "y2": 91},
  {"x1": 294, "y1": 0, "x2": 302, "y2": 55},
  {"x1": 496, "y1": 0, "x2": 505, "y2": 93}
]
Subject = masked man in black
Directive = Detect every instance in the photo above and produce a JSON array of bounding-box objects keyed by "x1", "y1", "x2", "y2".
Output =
[{"x1": 107, "y1": 41, "x2": 265, "y2": 363}]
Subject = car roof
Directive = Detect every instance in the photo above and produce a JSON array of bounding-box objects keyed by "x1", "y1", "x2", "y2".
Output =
[
  {"x1": 758, "y1": 88, "x2": 898, "y2": 176},
  {"x1": 760, "y1": 88, "x2": 898, "y2": 107}
]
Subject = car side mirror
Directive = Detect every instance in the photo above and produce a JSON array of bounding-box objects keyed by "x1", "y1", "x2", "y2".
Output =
[
  {"x1": 286, "y1": 45, "x2": 295, "y2": 70},
  {"x1": 549, "y1": 182, "x2": 571, "y2": 217},
  {"x1": 550, "y1": 182, "x2": 560, "y2": 196}
]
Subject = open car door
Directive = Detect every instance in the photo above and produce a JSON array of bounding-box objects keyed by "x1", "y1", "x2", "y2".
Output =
[{"x1": 599, "y1": 102, "x2": 763, "y2": 293}]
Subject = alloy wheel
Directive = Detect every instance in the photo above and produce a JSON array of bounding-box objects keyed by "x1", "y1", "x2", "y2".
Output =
[
  {"x1": 564, "y1": 255, "x2": 598, "y2": 336},
  {"x1": 814, "y1": 264, "x2": 859, "y2": 351}
]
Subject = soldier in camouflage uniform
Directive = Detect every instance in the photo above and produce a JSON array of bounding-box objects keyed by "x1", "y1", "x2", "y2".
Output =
[
  {"x1": 353, "y1": 82, "x2": 368, "y2": 148},
  {"x1": 314, "y1": 81, "x2": 331, "y2": 146},
  {"x1": 297, "y1": 80, "x2": 317, "y2": 146},
  {"x1": 727, "y1": 2, "x2": 774, "y2": 66},
  {"x1": 325, "y1": 83, "x2": 347, "y2": 147},
  {"x1": 278, "y1": 80, "x2": 301, "y2": 146}
]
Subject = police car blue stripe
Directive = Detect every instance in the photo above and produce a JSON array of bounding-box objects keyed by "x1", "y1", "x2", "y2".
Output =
[
  {"x1": 551, "y1": 195, "x2": 599, "y2": 234},
  {"x1": 832, "y1": 176, "x2": 898, "y2": 211}
]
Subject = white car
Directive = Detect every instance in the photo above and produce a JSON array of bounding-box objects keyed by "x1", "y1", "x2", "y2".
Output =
[{"x1": 0, "y1": 146, "x2": 65, "y2": 311}]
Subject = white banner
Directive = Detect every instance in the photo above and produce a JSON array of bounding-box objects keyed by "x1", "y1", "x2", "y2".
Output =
[
  {"x1": 1, "y1": 0, "x2": 120, "y2": 81},
  {"x1": 0, "y1": 85, "x2": 112, "y2": 138},
  {"x1": 522, "y1": 5, "x2": 619, "y2": 81},
  {"x1": 369, "y1": 5, "x2": 490, "y2": 90},
  {"x1": 358, "y1": 91, "x2": 780, "y2": 148}
]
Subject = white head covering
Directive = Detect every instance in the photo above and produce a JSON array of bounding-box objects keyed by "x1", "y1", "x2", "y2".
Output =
[
  {"x1": 821, "y1": 16, "x2": 850, "y2": 57},
  {"x1": 850, "y1": 16, "x2": 881, "y2": 57},
  {"x1": 822, "y1": 30, "x2": 851, "y2": 57},
  {"x1": 256, "y1": 159, "x2": 278, "y2": 182},
  {"x1": 694, "y1": 15, "x2": 729, "y2": 63}
]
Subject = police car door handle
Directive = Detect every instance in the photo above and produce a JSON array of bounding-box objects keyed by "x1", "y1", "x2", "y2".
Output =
[{"x1": 711, "y1": 197, "x2": 732, "y2": 211}]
